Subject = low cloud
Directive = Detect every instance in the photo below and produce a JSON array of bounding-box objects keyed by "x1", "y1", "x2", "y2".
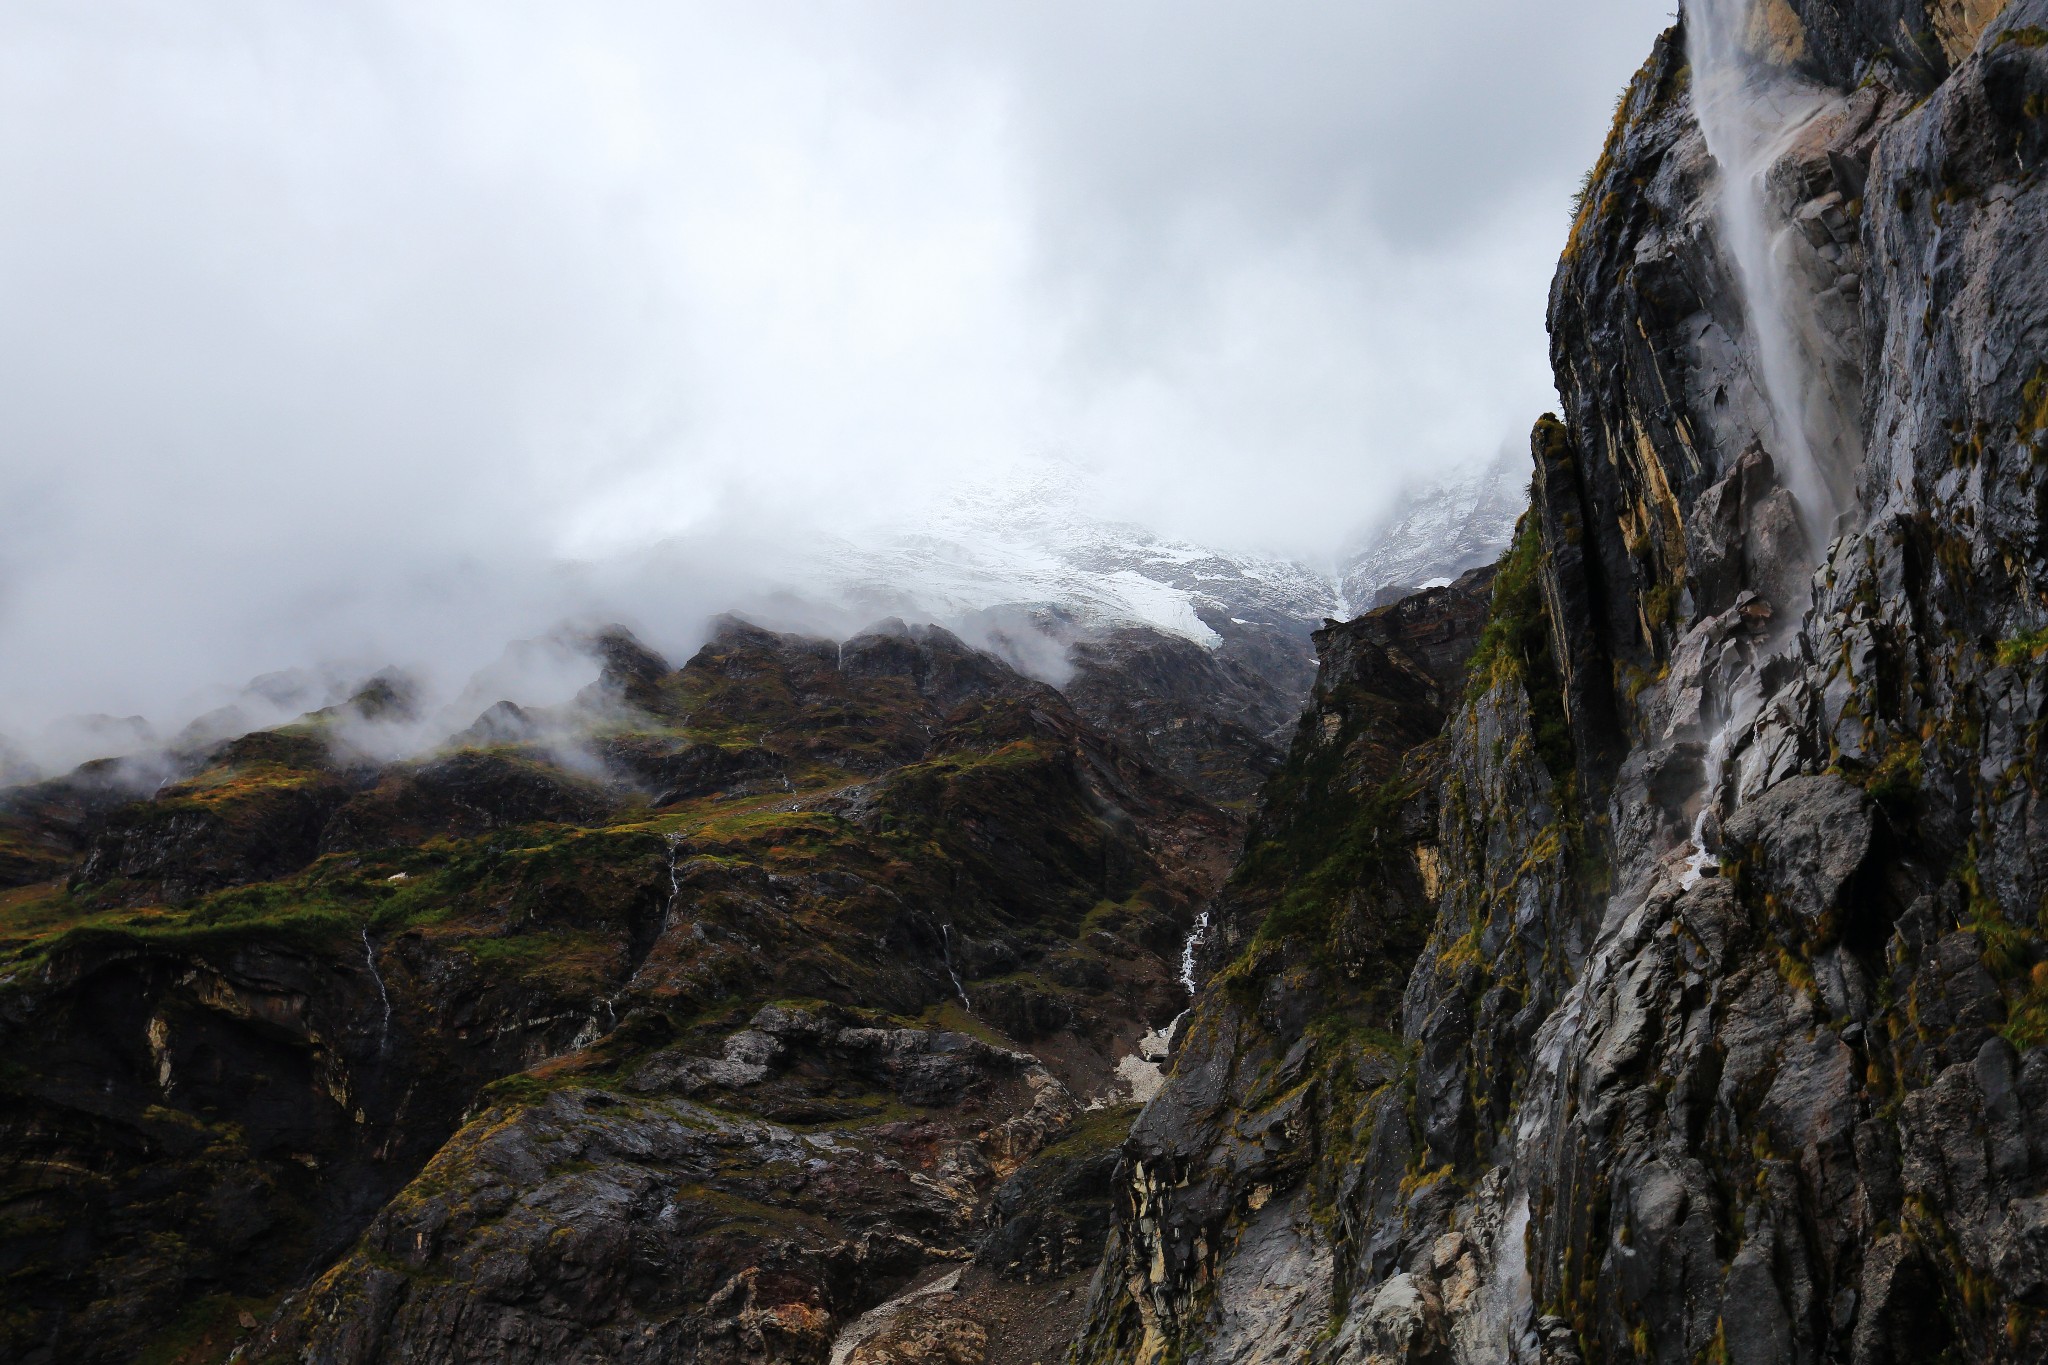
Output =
[{"x1": 0, "y1": 0, "x2": 1673, "y2": 769}]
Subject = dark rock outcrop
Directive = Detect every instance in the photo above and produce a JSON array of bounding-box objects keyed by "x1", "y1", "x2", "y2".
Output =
[
  {"x1": 73, "y1": 732, "x2": 358, "y2": 904},
  {"x1": 0, "y1": 612, "x2": 1241, "y2": 1364},
  {"x1": 1063, "y1": 629, "x2": 1297, "y2": 807},
  {"x1": 319, "y1": 750, "x2": 617, "y2": 853}
]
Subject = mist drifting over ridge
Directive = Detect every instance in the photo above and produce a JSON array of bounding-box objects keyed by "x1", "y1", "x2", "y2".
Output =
[{"x1": 0, "y1": 0, "x2": 1671, "y2": 771}]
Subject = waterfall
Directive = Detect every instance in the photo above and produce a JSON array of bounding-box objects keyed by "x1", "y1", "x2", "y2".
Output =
[
  {"x1": 940, "y1": 924, "x2": 972, "y2": 1011},
  {"x1": 1686, "y1": 0, "x2": 1858, "y2": 545},
  {"x1": 1679, "y1": 721, "x2": 1735, "y2": 888},
  {"x1": 360, "y1": 928, "x2": 393, "y2": 1056},
  {"x1": 1178, "y1": 907, "x2": 1211, "y2": 995},
  {"x1": 1475, "y1": 1195, "x2": 1537, "y2": 1363},
  {"x1": 1673, "y1": 0, "x2": 1864, "y2": 874},
  {"x1": 1436, "y1": 14, "x2": 1873, "y2": 1358},
  {"x1": 664, "y1": 831, "x2": 685, "y2": 925},
  {"x1": 581, "y1": 832, "x2": 687, "y2": 1045}
]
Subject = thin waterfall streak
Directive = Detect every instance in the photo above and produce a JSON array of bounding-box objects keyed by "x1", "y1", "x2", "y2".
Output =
[
  {"x1": 1482, "y1": 1195, "x2": 1536, "y2": 1363},
  {"x1": 940, "y1": 924, "x2": 972, "y2": 1011},
  {"x1": 1460, "y1": 15, "x2": 1865, "y2": 1347},
  {"x1": 664, "y1": 831, "x2": 684, "y2": 925},
  {"x1": 1677, "y1": 0, "x2": 1852, "y2": 868},
  {"x1": 1680, "y1": 721, "x2": 1736, "y2": 888},
  {"x1": 1178, "y1": 908, "x2": 1211, "y2": 995},
  {"x1": 361, "y1": 927, "x2": 393, "y2": 1056}
]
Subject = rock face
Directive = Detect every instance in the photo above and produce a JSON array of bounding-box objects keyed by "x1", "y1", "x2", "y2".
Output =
[
  {"x1": 12, "y1": 5, "x2": 2048, "y2": 1364},
  {"x1": 0, "y1": 617, "x2": 1237, "y2": 1364},
  {"x1": 1074, "y1": 4, "x2": 2048, "y2": 1364},
  {"x1": 1062, "y1": 629, "x2": 1307, "y2": 809}
]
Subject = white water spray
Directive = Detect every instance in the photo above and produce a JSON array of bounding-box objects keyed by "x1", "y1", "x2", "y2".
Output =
[
  {"x1": 1449, "y1": 13, "x2": 1869, "y2": 1352},
  {"x1": 580, "y1": 832, "x2": 688, "y2": 1045},
  {"x1": 1178, "y1": 907, "x2": 1211, "y2": 995},
  {"x1": 1675, "y1": 0, "x2": 1863, "y2": 875},
  {"x1": 1477, "y1": 1194, "x2": 1537, "y2": 1363},
  {"x1": 1679, "y1": 722, "x2": 1737, "y2": 888},
  {"x1": 1686, "y1": 0, "x2": 1858, "y2": 544}
]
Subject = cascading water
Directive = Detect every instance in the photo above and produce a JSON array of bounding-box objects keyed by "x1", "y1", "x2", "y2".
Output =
[
  {"x1": 665, "y1": 830, "x2": 684, "y2": 916},
  {"x1": 1178, "y1": 908, "x2": 1210, "y2": 995},
  {"x1": 1138, "y1": 906, "x2": 1214, "y2": 1059},
  {"x1": 1471, "y1": 1194, "x2": 1537, "y2": 1363},
  {"x1": 1455, "y1": 13, "x2": 1869, "y2": 1352},
  {"x1": 1678, "y1": 723, "x2": 1734, "y2": 888},
  {"x1": 1686, "y1": 0, "x2": 1860, "y2": 547},
  {"x1": 1670, "y1": 0, "x2": 1866, "y2": 879},
  {"x1": 579, "y1": 833, "x2": 687, "y2": 1048}
]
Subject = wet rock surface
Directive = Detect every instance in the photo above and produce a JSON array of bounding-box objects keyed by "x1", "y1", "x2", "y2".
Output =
[{"x1": 1075, "y1": 4, "x2": 2048, "y2": 1364}]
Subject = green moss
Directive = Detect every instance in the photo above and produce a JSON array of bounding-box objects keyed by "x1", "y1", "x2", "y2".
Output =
[
  {"x1": 1035, "y1": 1102, "x2": 1141, "y2": 1163},
  {"x1": 153, "y1": 762, "x2": 323, "y2": 813},
  {"x1": 1466, "y1": 512, "x2": 1575, "y2": 786},
  {"x1": 1244, "y1": 771, "x2": 1421, "y2": 949},
  {"x1": 1996, "y1": 626, "x2": 2048, "y2": 668},
  {"x1": 1996, "y1": 26, "x2": 2048, "y2": 49},
  {"x1": 916, "y1": 998, "x2": 1017, "y2": 1049},
  {"x1": 1643, "y1": 582, "x2": 1677, "y2": 630},
  {"x1": 1774, "y1": 946, "x2": 1818, "y2": 1000},
  {"x1": 35, "y1": 907, "x2": 360, "y2": 965},
  {"x1": 465, "y1": 928, "x2": 618, "y2": 979},
  {"x1": 1437, "y1": 926, "x2": 1484, "y2": 972},
  {"x1": 2006, "y1": 963, "x2": 2048, "y2": 1050},
  {"x1": 2019, "y1": 364, "x2": 2048, "y2": 445},
  {"x1": 1567, "y1": 82, "x2": 1637, "y2": 233},
  {"x1": 1833, "y1": 732, "x2": 1926, "y2": 817},
  {"x1": 1866, "y1": 737, "x2": 1924, "y2": 809}
]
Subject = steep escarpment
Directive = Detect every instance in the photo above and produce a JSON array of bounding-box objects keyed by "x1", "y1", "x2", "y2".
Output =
[
  {"x1": 0, "y1": 619, "x2": 1235, "y2": 1364},
  {"x1": 1078, "y1": 3, "x2": 2048, "y2": 1363},
  {"x1": 1069, "y1": 549, "x2": 1552, "y2": 1365}
]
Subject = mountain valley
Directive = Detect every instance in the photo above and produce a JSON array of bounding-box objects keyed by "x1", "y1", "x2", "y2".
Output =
[{"x1": 10, "y1": 1, "x2": 2048, "y2": 1363}]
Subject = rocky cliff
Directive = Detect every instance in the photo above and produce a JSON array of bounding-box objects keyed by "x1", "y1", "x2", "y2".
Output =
[
  {"x1": 1073, "y1": 2, "x2": 2048, "y2": 1363},
  {"x1": 0, "y1": 619, "x2": 1241, "y2": 1364},
  {"x1": 11, "y1": 2, "x2": 2048, "y2": 1363}
]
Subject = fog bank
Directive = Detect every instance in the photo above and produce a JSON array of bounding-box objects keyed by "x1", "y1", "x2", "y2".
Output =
[{"x1": 0, "y1": 0, "x2": 1673, "y2": 770}]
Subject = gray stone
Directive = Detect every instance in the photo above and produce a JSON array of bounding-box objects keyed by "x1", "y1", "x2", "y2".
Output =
[{"x1": 1722, "y1": 773, "x2": 1875, "y2": 924}]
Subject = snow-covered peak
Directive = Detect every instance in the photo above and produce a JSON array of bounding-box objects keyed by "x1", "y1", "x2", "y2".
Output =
[
  {"x1": 808, "y1": 471, "x2": 1342, "y2": 650},
  {"x1": 1336, "y1": 452, "x2": 1523, "y2": 612},
  {"x1": 790, "y1": 450, "x2": 1525, "y2": 667}
]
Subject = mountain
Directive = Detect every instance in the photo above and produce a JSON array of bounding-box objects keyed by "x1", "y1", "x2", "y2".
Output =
[
  {"x1": 801, "y1": 470, "x2": 1515, "y2": 808},
  {"x1": 1075, "y1": 6, "x2": 2048, "y2": 1364},
  {"x1": 0, "y1": 617, "x2": 1244, "y2": 1364},
  {"x1": 1335, "y1": 450, "x2": 1525, "y2": 611},
  {"x1": 13, "y1": 3, "x2": 2046, "y2": 1363},
  {"x1": 810, "y1": 473, "x2": 1341, "y2": 656}
]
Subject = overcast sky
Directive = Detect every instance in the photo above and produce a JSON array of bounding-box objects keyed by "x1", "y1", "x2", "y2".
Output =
[{"x1": 0, "y1": 0, "x2": 1673, "y2": 753}]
